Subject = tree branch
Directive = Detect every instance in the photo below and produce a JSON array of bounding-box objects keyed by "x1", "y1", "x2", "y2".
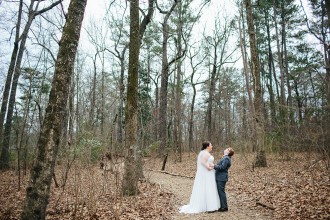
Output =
[
  {"x1": 139, "y1": 0, "x2": 155, "y2": 44},
  {"x1": 34, "y1": 0, "x2": 63, "y2": 17}
]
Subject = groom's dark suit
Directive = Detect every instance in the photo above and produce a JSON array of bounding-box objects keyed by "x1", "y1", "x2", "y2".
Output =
[{"x1": 214, "y1": 155, "x2": 232, "y2": 211}]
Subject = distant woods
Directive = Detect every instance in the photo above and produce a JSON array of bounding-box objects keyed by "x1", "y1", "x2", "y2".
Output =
[{"x1": 0, "y1": 0, "x2": 329, "y2": 211}]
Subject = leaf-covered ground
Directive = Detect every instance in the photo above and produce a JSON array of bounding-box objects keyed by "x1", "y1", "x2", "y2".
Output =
[
  {"x1": 145, "y1": 151, "x2": 330, "y2": 220},
  {"x1": 0, "y1": 152, "x2": 329, "y2": 219}
]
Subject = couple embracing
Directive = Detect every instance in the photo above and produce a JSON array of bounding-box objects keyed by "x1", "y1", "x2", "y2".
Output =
[{"x1": 180, "y1": 141, "x2": 235, "y2": 214}]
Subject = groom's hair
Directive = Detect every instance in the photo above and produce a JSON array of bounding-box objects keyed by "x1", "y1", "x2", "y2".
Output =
[{"x1": 227, "y1": 147, "x2": 234, "y2": 157}]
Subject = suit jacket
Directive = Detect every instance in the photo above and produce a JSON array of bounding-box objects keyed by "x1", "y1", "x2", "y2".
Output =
[{"x1": 214, "y1": 155, "x2": 231, "y2": 182}]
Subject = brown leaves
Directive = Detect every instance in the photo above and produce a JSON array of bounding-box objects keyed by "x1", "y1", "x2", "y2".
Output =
[
  {"x1": 227, "y1": 153, "x2": 330, "y2": 220},
  {"x1": 0, "y1": 152, "x2": 329, "y2": 220},
  {"x1": 0, "y1": 165, "x2": 175, "y2": 220},
  {"x1": 145, "y1": 152, "x2": 330, "y2": 220}
]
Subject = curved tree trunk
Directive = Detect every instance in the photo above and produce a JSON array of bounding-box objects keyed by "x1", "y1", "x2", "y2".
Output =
[{"x1": 21, "y1": 0, "x2": 87, "y2": 218}]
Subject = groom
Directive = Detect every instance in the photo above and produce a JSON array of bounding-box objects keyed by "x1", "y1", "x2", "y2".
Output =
[{"x1": 214, "y1": 147, "x2": 234, "y2": 212}]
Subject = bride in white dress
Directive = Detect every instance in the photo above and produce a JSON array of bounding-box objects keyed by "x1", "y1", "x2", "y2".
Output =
[{"x1": 179, "y1": 141, "x2": 220, "y2": 213}]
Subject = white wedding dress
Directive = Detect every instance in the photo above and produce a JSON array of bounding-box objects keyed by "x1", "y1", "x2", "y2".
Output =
[{"x1": 179, "y1": 150, "x2": 220, "y2": 213}]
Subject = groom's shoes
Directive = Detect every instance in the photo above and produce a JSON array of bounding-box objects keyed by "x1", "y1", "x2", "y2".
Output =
[
  {"x1": 218, "y1": 208, "x2": 228, "y2": 212},
  {"x1": 207, "y1": 210, "x2": 217, "y2": 213}
]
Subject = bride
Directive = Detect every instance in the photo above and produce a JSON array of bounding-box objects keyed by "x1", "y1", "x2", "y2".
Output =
[{"x1": 179, "y1": 141, "x2": 220, "y2": 213}]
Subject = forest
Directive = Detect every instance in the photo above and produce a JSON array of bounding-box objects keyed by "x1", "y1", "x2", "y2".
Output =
[{"x1": 0, "y1": 0, "x2": 329, "y2": 219}]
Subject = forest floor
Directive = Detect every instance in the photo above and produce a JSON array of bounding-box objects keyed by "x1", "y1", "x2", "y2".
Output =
[{"x1": 0, "y1": 151, "x2": 329, "y2": 220}]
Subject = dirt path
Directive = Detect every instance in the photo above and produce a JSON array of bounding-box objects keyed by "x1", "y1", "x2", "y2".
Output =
[{"x1": 145, "y1": 170, "x2": 274, "y2": 220}]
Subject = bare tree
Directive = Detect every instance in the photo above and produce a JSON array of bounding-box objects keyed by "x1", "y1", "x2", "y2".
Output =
[
  {"x1": 203, "y1": 16, "x2": 237, "y2": 141},
  {"x1": 245, "y1": 0, "x2": 267, "y2": 167},
  {"x1": 122, "y1": 0, "x2": 154, "y2": 195},
  {"x1": 122, "y1": 0, "x2": 140, "y2": 196},
  {"x1": 156, "y1": 0, "x2": 179, "y2": 170},
  {"x1": 238, "y1": 2, "x2": 256, "y2": 147},
  {"x1": 21, "y1": 0, "x2": 87, "y2": 218},
  {"x1": 273, "y1": 0, "x2": 287, "y2": 125},
  {"x1": 0, "y1": 0, "x2": 64, "y2": 169}
]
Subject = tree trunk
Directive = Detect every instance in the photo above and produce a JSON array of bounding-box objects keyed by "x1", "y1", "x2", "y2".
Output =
[
  {"x1": 21, "y1": 0, "x2": 87, "y2": 218},
  {"x1": 281, "y1": 0, "x2": 293, "y2": 125},
  {"x1": 323, "y1": 0, "x2": 330, "y2": 159},
  {"x1": 265, "y1": 9, "x2": 276, "y2": 126},
  {"x1": 273, "y1": 0, "x2": 287, "y2": 125},
  {"x1": 239, "y1": 2, "x2": 256, "y2": 146},
  {"x1": 117, "y1": 48, "x2": 127, "y2": 146},
  {"x1": 1, "y1": 14, "x2": 34, "y2": 169},
  {"x1": 122, "y1": 0, "x2": 140, "y2": 196},
  {"x1": 245, "y1": 0, "x2": 267, "y2": 167},
  {"x1": 61, "y1": 78, "x2": 75, "y2": 189},
  {"x1": 89, "y1": 52, "x2": 98, "y2": 130},
  {"x1": 188, "y1": 52, "x2": 203, "y2": 152},
  {"x1": 205, "y1": 50, "x2": 217, "y2": 141},
  {"x1": 158, "y1": 1, "x2": 178, "y2": 167},
  {"x1": 0, "y1": 0, "x2": 64, "y2": 169},
  {"x1": 0, "y1": 0, "x2": 22, "y2": 164},
  {"x1": 100, "y1": 53, "x2": 105, "y2": 135},
  {"x1": 0, "y1": 0, "x2": 32, "y2": 169},
  {"x1": 174, "y1": 1, "x2": 183, "y2": 162},
  {"x1": 159, "y1": 24, "x2": 170, "y2": 159}
]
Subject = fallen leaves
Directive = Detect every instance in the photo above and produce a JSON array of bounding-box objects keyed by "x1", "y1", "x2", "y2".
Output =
[
  {"x1": 0, "y1": 164, "x2": 176, "y2": 220},
  {"x1": 144, "y1": 151, "x2": 330, "y2": 220},
  {"x1": 0, "y1": 152, "x2": 329, "y2": 220}
]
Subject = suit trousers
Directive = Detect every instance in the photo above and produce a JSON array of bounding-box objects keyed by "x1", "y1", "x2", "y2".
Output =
[{"x1": 216, "y1": 180, "x2": 228, "y2": 209}]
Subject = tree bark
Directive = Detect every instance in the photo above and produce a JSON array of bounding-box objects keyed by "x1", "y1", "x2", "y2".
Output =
[
  {"x1": 323, "y1": 0, "x2": 330, "y2": 157},
  {"x1": 264, "y1": 9, "x2": 276, "y2": 126},
  {"x1": 174, "y1": 0, "x2": 183, "y2": 162},
  {"x1": 122, "y1": 0, "x2": 140, "y2": 196},
  {"x1": 0, "y1": 0, "x2": 22, "y2": 158},
  {"x1": 205, "y1": 49, "x2": 217, "y2": 140},
  {"x1": 188, "y1": 51, "x2": 205, "y2": 152},
  {"x1": 0, "y1": 0, "x2": 64, "y2": 169},
  {"x1": 239, "y1": 2, "x2": 256, "y2": 144},
  {"x1": 281, "y1": 0, "x2": 293, "y2": 124},
  {"x1": 245, "y1": 0, "x2": 267, "y2": 166},
  {"x1": 158, "y1": 1, "x2": 178, "y2": 164},
  {"x1": 273, "y1": 0, "x2": 287, "y2": 125},
  {"x1": 21, "y1": 0, "x2": 87, "y2": 218}
]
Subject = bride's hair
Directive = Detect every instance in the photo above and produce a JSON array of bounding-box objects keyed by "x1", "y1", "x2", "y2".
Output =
[{"x1": 201, "y1": 141, "x2": 211, "y2": 150}]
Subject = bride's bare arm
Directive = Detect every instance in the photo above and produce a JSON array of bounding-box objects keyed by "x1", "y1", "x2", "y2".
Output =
[{"x1": 200, "y1": 152, "x2": 212, "y2": 170}]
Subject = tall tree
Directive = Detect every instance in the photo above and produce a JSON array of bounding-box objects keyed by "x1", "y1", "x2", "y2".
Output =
[
  {"x1": 122, "y1": 0, "x2": 154, "y2": 195},
  {"x1": 0, "y1": 0, "x2": 63, "y2": 169},
  {"x1": 157, "y1": 0, "x2": 179, "y2": 170},
  {"x1": 103, "y1": 5, "x2": 129, "y2": 145},
  {"x1": 21, "y1": 0, "x2": 87, "y2": 218},
  {"x1": 203, "y1": 16, "x2": 236, "y2": 141},
  {"x1": 273, "y1": 0, "x2": 287, "y2": 125},
  {"x1": 324, "y1": 0, "x2": 330, "y2": 157},
  {"x1": 238, "y1": 1, "x2": 256, "y2": 144},
  {"x1": 245, "y1": 0, "x2": 267, "y2": 167},
  {"x1": 173, "y1": 0, "x2": 184, "y2": 163},
  {"x1": 122, "y1": 0, "x2": 140, "y2": 196},
  {"x1": 304, "y1": 0, "x2": 330, "y2": 158}
]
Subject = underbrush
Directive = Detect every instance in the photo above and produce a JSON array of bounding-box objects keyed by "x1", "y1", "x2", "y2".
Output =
[{"x1": 0, "y1": 162, "x2": 175, "y2": 220}]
